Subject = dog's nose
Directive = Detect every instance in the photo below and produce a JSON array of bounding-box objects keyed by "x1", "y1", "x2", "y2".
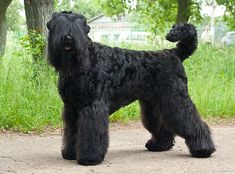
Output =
[
  {"x1": 65, "y1": 35, "x2": 72, "y2": 41},
  {"x1": 64, "y1": 35, "x2": 73, "y2": 51}
]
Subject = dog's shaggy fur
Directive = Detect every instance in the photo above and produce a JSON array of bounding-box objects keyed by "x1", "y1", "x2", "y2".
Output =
[{"x1": 47, "y1": 11, "x2": 215, "y2": 165}]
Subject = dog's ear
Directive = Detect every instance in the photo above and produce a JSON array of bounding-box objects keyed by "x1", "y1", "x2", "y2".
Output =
[
  {"x1": 76, "y1": 13, "x2": 90, "y2": 34},
  {"x1": 82, "y1": 16, "x2": 90, "y2": 34},
  {"x1": 47, "y1": 12, "x2": 60, "y2": 30},
  {"x1": 47, "y1": 20, "x2": 53, "y2": 30}
]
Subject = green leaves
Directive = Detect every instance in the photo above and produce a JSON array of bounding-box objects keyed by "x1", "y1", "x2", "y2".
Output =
[
  {"x1": 19, "y1": 30, "x2": 46, "y2": 61},
  {"x1": 138, "y1": 0, "x2": 178, "y2": 33},
  {"x1": 96, "y1": 0, "x2": 201, "y2": 36},
  {"x1": 97, "y1": 0, "x2": 128, "y2": 16},
  {"x1": 55, "y1": 0, "x2": 101, "y2": 19},
  {"x1": 216, "y1": 0, "x2": 235, "y2": 29},
  {"x1": 6, "y1": 0, "x2": 24, "y2": 32}
]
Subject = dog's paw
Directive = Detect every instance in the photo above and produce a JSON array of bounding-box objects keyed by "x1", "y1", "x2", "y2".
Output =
[
  {"x1": 145, "y1": 138, "x2": 174, "y2": 152},
  {"x1": 77, "y1": 157, "x2": 104, "y2": 166},
  {"x1": 61, "y1": 149, "x2": 76, "y2": 160},
  {"x1": 186, "y1": 135, "x2": 216, "y2": 158},
  {"x1": 191, "y1": 148, "x2": 216, "y2": 158}
]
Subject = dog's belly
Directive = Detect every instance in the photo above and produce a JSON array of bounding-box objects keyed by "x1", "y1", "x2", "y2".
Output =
[{"x1": 109, "y1": 96, "x2": 136, "y2": 114}]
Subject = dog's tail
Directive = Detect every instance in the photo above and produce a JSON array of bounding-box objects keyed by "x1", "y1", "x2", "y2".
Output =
[{"x1": 166, "y1": 23, "x2": 198, "y2": 62}]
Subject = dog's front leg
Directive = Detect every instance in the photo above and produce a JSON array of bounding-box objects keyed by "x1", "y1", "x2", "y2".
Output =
[
  {"x1": 61, "y1": 104, "x2": 78, "y2": 160},
  {"x1": 76, "y1": 100, "x2": 109, "y2": 165}
]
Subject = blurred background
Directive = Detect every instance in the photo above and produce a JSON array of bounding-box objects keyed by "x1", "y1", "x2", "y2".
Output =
[{"x1": 0, "y1": 0, "x2": 234, "y2": 132}]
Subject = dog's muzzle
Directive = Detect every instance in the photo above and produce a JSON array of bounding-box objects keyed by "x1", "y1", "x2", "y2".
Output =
[{"x1": 64, "y1": 35, "x2": 73, "y2": 51}]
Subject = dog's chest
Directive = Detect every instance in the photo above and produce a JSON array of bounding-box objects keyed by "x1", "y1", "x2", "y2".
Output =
[{"x1": 58, "y1": 75, "x2": 98, "y2": 108}]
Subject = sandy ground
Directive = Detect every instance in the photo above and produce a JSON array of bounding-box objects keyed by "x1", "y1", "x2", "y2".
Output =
[{"x1": 0, "y1": 124, "x2": 235, "y2": 174}]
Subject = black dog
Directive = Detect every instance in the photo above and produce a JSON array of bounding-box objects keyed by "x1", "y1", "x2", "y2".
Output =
[{"x1": 47, "y1": 11, "x2": 215, "y2": 165}]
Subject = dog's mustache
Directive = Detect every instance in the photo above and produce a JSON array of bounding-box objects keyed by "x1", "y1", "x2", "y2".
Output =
[{"x1": 64, "y1": 35, "x2": 73, "y2": 51}]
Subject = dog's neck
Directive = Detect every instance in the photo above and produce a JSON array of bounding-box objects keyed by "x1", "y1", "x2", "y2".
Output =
[{"x1": 58, "y1": 49, "x2": 91, "y2": 77}]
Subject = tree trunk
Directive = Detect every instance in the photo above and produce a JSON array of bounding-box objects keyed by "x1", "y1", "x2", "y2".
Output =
[
  {"x1": 0, "y1": 0, "x2": 12, "y2": 57},
  {"x1": 176, "y1": 0, "x2": 192, "y2": 23},
  {"x1": 24, "y1": 0, "x2": 54, "y2": 61}
]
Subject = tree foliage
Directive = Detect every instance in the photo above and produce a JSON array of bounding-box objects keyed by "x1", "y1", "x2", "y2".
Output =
[
  {"x1": 97, "y1": 0, "x2": 128, "y2": 16},
  {"x1": 138, "y1": 1, "x2": 178, "y2": 34},
  {"x1": 6, "y1": 0, "x2": 24, "y2": 32},
  {"x1": 97, "y1": 0, "x2": 201, "y2": 34},
  {"x1": 216, "y1": 0, "x2": 235, "y2": 29},
  {"x1": 0, "y1": 0, "x2": 12, "y2": 57},
  {"x1": 55, "y1": 0, "x2": 102, "y2": 19}
]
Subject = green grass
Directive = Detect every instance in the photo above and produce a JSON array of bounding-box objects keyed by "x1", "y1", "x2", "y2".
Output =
[
  {"x1": 185, "y1": 44, "x2": 235, "y2": 117},
  {"x1": 0, "y1": 41, "x2": 234, "y2": 132},
  {"x1": 0, "y1": 44, "x2": 62, "y2": 132}
]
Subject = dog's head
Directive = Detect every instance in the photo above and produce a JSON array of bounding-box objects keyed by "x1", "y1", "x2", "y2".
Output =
[{"x1": 47, "y1": 11, "x2": 91, "y2": 71}]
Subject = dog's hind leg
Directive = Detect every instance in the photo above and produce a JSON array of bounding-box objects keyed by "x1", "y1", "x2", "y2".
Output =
[
  {"x1": 159, "y1": 92, "x2": 216, "y2": 158},
  {"x1": 139, "y1": 100, "x2": 175, "y2": 152},
  {"x1": 76, "y1": 100, "x2": 109, "y2": 165},
  {"x1": 61, "y1": 104, "x2": 78, "y2": 160}
]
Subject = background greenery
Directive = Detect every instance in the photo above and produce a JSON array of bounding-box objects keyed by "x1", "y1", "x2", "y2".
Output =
[
  {"x1": 0, "y1": 38, "x2": 234, "y2": 132},
  {"x1": 0, "y1": 0, "x2": 234, "y2": 132}
]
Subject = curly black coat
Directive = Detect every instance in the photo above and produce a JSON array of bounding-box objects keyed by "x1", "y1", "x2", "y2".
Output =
[{"x1": 47, "y1": 11, "x2": 215, "y2": 165}]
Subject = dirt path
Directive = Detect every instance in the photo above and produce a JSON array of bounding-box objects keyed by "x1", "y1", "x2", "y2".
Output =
[{"x1": 0, "y1": 125, "x2": 235, "y2": 174}]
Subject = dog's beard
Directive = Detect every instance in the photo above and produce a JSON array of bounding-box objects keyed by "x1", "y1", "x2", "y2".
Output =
[{"x1": 54, "y1": 48, "x2": 90, "y2": 75}]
